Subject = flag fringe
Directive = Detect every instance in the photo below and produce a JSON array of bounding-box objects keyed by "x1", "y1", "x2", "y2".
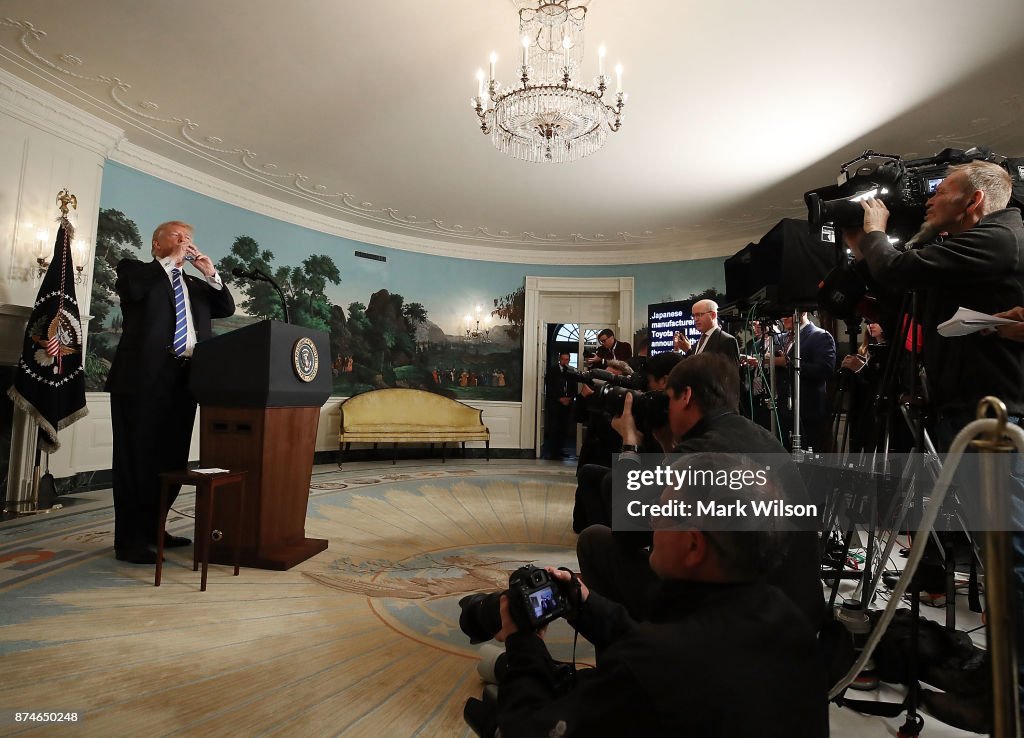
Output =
[{"x1": 4, "y1": 385, "x2": 90, "y2": 453}]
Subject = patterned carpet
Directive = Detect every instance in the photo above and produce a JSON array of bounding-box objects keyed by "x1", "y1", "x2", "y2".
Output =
[{"x1": 0, "y1": 461, "x2": 584, "y2": 736}]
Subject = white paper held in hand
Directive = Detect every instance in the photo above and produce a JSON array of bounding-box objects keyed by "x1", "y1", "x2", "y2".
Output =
[{"x1": 937, "y1": 306, "x2": 1017, "y2": 337}]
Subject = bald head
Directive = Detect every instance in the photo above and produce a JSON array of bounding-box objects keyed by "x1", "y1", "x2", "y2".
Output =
[{"x1": 692, "y1": 299, "x2": 719, "y2": 335}]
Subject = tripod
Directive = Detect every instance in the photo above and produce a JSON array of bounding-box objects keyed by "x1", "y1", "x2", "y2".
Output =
[{"x1": 825, "y1": 289, "x2": 987, "y2": 736}]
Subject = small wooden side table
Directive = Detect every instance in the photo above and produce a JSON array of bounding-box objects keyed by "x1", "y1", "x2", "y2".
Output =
[{"x1": 155, "y1": 470, "x2": 246, "y2": 591}]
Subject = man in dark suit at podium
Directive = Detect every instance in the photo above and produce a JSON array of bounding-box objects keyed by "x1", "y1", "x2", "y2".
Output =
[{"x1": 105, "y1": 221, "x2": 235, "y2": 564}]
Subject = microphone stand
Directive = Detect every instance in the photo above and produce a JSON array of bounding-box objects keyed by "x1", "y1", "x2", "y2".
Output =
[
  {"x1": 233, "y1": 267, "x2": 290, "y2": 324},
  {"x1": 257, "y1": 268, "x2": 290, "y2": 324}
]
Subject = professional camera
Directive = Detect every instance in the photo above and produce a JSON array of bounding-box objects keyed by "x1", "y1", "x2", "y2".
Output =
[
  {"x1": 804, "y1": 147, "x2": 1007, "y2": 242},
  {"x1": 810, "y1": 146, "x2": 1020, "y2": 323},
  {"x1": 458, "y1": 565, "x2": 578, "y2": 644},
  {"x1": 563, "y1": 366, "x2": 668, "y2": 434},
  {"x1": 564, "y1": 364, "x2": 642, "y2": 390}
]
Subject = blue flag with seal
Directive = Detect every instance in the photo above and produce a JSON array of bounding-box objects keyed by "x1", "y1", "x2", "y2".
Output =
[{"x1": 7, "y1": 216, "x2": 88, "y2": 451}]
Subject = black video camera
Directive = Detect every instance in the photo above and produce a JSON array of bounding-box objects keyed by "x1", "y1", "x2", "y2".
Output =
[
  {"x1": 564, "y1": 364, "x2": 642, "y2": 390},
  {"x1": 804, "y1": 147, "x2": 1008, "y2": 242},
  {"x1": 564, "y1": 366, "x2": 668, "y2": 434},
  {"x1": 809, "y1": 146, "x2": 1020, "y2": 323},
  {"x1": 458, "y1": 565, "x2": 578, "y2": 644}
]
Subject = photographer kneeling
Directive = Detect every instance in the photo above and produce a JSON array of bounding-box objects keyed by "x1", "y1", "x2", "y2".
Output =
[{"x1": 485, "y1": 454, "x2": 828, "y2": 738}]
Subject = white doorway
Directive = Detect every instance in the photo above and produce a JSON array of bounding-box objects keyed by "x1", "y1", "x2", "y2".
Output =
[{"x1": 523, "y1": 276, "x2": 635, "y2": 455}]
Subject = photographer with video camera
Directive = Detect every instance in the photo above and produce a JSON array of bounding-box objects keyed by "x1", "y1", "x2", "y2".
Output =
[
  {"x1": 577, "y1": 354, "x2": 824, "y2": 627},
  {"x1": 846, "y1": 161, "x2": 1024, "y2": 611},
  {"x1": 845, "y1": 160, "x2": 1024, "y2": 438},
  {"x1": 468, "y1": 453, "x2": 828, "y2": 738}
]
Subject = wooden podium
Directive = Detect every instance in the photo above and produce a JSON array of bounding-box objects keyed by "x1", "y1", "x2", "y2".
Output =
[{"x1": 189, "y1": 320, "x2": 331, "y2": 570}]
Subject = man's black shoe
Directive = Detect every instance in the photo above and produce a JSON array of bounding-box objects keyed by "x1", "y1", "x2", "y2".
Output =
[
  {"x1": 115, "y1": 547, "x2": 158, "y2": 565},
  {"x1": 163, "y1": 532, "x2": 192, "y2": 548}
]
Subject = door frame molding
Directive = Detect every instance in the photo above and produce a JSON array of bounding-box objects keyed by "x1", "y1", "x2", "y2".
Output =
[{"x1": 522, "y1": 276, "x2": 635, "y2": 451}]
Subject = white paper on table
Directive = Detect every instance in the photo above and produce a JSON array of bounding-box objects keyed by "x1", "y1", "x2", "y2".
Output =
[
  {"x1": 192, "y1": 467, "x2": 231, "y2": 474},
  {"x1": 937, "y1": 306, "x2": 1016, "y2": 337}
]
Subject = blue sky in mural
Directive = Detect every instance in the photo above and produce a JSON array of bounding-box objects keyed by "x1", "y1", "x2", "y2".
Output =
[{"x1": 101, "y1": 162, "x2": 726, "y2": 335}]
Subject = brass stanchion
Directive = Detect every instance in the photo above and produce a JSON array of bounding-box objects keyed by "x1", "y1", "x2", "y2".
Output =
[{"x1": 972, "y1": 397, "x2": 1020, "y2": 737}]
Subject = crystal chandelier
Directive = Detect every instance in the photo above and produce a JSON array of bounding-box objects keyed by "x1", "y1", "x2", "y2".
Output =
[{"x1": 472, "y1": 1, "x2": 626, "y2": 164}]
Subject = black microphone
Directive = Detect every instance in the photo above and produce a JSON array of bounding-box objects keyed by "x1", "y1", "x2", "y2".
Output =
[{"x1": 231, "y1": 266, "x2": 264, "y2": 281}]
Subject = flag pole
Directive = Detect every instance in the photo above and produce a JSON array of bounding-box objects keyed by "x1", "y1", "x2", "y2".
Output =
[{"x1": 6, "y1": 188, "x2": 87, "y2": 515}]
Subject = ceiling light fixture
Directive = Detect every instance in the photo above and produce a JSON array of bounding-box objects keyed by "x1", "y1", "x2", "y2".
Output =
[{"x1": 472, "y1": 1, "x2": 626, "y2": 163}]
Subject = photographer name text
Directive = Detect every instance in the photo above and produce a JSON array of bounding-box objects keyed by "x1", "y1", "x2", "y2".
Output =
[{"x1": 627, "y1": 498, "x2": 818, "y2": 518}]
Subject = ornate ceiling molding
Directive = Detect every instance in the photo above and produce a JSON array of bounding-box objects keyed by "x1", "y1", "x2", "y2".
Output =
[
  {"x1": 111, "y1": 140, "x2": 738, "y2": 265},
  {"x1": 0, "y1": 15, "x2": 805, "y2": 259},
  {"x1": 0, "y1": 66, "x2": 123, "y2": 157}
]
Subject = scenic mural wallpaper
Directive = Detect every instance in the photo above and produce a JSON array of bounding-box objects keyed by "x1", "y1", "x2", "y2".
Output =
[{"x1": 85, "y1": 164, "x2": 728, "y2": 401}]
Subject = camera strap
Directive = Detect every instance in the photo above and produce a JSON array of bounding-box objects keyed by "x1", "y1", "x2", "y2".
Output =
[{"x1": 557, "y1": 566, "x2": 585, "y2": 615}]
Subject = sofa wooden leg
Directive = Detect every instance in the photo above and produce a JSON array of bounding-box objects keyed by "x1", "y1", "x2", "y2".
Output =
[
  {"x1": 441, "y1": 442, "x2": 446, "y2": 463},
  {"x1": 486, "y1": 440, "x2": 490, "y2": 462},
  {"x1": 393, "y1": 442, "x2": 398, "y2": 465},
  {"x1": 461, "y1": 441, "x2": 466, "y2": 459}
]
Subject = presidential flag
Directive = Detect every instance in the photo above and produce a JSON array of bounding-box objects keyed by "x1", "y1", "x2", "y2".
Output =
[{"x1": 7, "y1": 216, "x2": 88, "y2": 451}]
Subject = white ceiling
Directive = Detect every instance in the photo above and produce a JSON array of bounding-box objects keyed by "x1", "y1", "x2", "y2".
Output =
[{"x1": 2, "y1": 0, "x2": 1023, "y2": 264}]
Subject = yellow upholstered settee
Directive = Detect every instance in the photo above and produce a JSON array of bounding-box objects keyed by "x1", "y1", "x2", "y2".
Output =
[{"x1": 337, "y1": 388, "x2": 490, "y2": 466}]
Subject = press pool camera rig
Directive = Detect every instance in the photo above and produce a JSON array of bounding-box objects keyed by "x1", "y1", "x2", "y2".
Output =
[{"x1": 806, "y1": 145, "x2": 1024, "y2": 735}]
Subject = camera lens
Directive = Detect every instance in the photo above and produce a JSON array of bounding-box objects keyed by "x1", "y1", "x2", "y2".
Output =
[{"x1": 458, "y1": 592, "x2": 505, "y2": 644}]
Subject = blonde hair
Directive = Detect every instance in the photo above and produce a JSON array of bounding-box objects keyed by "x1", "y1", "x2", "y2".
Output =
[
  {"x1": 857, "y1": 326, "x2": 871, "y2": 358},
  {"x1": 151, "y1": 221, "x2": 193, "y2": 257},
  {"x1": 152, "y1": 220, "x2": 193, "y2": 241}
]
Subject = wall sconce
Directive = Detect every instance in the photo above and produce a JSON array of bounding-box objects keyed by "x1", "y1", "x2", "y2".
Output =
[
  {"x1": 35, "y1": 228, "x2": 50, "y2": 280},
  {"x1": 73, "y1": 238, "x2": 88, "y2": 285}
]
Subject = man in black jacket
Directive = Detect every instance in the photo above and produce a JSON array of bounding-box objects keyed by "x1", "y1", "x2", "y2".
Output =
[
  {"x1": 578, "y1": 354, "x2": 823, "y2": 628},
  {"x1": 774, "y1": 312, "x2": 836, "y2": 451},
  {"x1": 105, "y1": 220, "x2": 235, "y2": 564},
  {"x1": 848, "y1": 160, "x2": 1024, "y2": 432},
  {"x1": 587, "y1": 328, "x2": 632, "y2": 368},
  {"x1": 493, "y1": 453, "x2": 828, "y2": 737},
  {"x1": 541, "y1": 351, "x2": 575, "y2": 459}
]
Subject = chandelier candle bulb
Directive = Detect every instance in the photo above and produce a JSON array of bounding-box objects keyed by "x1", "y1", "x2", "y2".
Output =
[
  {"x1": 489, "y1": 52, "x2": 497, "y2": 81},
  {"x1": 476, "y1": 68, "x2": 485, "y2": 100},
  {"x1": 522, "y1": 35, "x2": 530, "y2": 66},
  {"x1": 615, "y1": 63, "x2": 623, "y2": 93},
  {"x1": 598, "y1": 44, "x2": 606, "y2": 76}
]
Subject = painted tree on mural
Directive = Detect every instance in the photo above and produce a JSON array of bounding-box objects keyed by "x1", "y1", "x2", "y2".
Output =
[
  {"x1": 216, "y1": 236, "x2": 341, "y2": 331},
  {"x1": 90, "y1": 209, "x2": 143, "y2": 332},
  {"x1": 329, "y1": 292, "x2": 430, "y2": 387},
  {"x1": 492, "y1": 285, "x2": 525, "y2": 341},
  {"x1": 82, "y1": 209, "x2": 144, "y2": 389}
]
